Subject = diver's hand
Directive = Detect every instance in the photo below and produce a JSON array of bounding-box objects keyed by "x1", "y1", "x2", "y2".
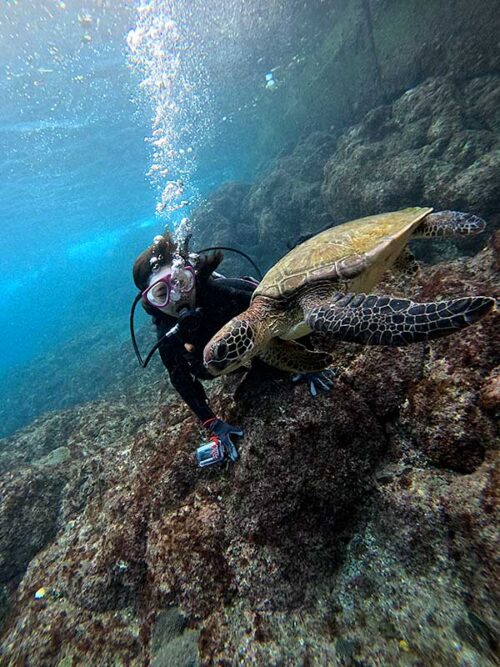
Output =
[
  {"x1": 291, "y1": 369, "x2": 336, "y2": 397},
  {"x1": 203, "y1": 417, "x2": 244, "y2": 462}
]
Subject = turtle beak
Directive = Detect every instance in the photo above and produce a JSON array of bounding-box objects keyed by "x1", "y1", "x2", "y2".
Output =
[
  {"x1": 204, "y1": 359, "x2": 227, "y2": 376},
  {"x1": 203, "y1": 340, "x2": 230, "y2": 376}
]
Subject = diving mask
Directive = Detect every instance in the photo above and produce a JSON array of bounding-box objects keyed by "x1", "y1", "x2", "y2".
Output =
[{"x1": 143, "y1": 264, "x2": 195, "y2": 312}]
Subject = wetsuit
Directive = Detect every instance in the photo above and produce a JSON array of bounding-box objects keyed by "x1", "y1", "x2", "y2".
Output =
[{"x1": 152, "y1": 276, "x2": 256, "y2": 422}]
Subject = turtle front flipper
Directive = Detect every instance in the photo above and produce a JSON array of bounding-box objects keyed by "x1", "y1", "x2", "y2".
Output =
[
  {"x1": 258, "y1": 338, "x2": 332, "y2": 373},
  {"x1": 412, "y1": 211, "x2": 486, "y2": 238},
  {"x1": 304, "y1": 292, "x2": 495, "y2": 346}
]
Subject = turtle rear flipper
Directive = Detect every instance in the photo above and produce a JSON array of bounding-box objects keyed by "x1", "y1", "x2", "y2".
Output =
[
  {"x1": 258, "y1": 338, "x2": 332, "y2": 373},
  {"x1": 413, "y1": 211, "x2": 486, "y2": 238},
  {"x1": 304, "y1": 293, "x2": 495, "y2": 346}
]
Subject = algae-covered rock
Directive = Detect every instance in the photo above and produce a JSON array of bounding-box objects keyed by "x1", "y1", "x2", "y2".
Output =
[
  {"x1": 37, "y1": 446, "x2": 71, "y2": 468},
  {"x1": 150, "y1": 608, "x2": 199, "y2": 667},
  {"x1": 0, "y1": 466, "x2": 69, "y2": 583},
  {"x1": 322, "y1": 75, "x2": 500, "y2": 235},
  {"x1": 56, "y1": 656, "x2": 74, "y2": 667},
  {"x1": 150, "y1": 608, "x2": 188, "y2": 650},
  {"x1": 0, "y1": 585, "x2": 9, "y2": 633},
  {"x1": 394, "y1": 246, "x2": 499, "y2": 472},
  {"x1": 244, "y1": 131, "x2": 337, "y2": 258},
  {"x1": 151, "y1": 632, "x2": 199, "y2": 667}
]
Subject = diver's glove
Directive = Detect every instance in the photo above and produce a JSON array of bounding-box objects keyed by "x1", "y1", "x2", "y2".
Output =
[
  {"x1": 195, "y1": 417, "x2": 244, "y2": 467},
  {"x1": 291, "y1": 369, "x2": 336, "y2": 397},
  {"x1": 207, "y1": 418, "x2": 244, "y2": 462}
]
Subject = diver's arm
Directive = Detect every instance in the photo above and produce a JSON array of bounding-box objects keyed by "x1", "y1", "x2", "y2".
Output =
[
  {"x1": 160, "y1": 337, "x2": 243, "y2": 465},
  {"x1": 158, "y1": 335, "x2": 216, "y2": 422}
]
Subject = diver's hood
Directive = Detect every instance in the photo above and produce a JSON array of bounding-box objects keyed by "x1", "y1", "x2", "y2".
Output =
[{"x1": 131, "y1": 244, "x2": 263, "y2": 369}]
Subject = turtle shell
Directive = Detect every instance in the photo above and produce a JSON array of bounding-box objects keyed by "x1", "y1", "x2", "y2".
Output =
[{"x1": 253, "y1": 207, "x2": 433, "y2": 300}]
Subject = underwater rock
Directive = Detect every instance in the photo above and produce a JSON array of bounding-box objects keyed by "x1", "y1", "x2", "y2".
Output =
[
  {"x1": 150, "y1": 608, "x2": 187, "y2": 651},
  {"x1": 191, "y1": 182, "x2": 256, "y2": 276},
  {"x1": 0, "y1": 244, "x2": 497, "y2": 665},
  {"x1": 151, "y1": 630, "x2": 199, "y2": 667},
  {"x1": 0, "y1": 465, "x2": 70, "y2": 583},
  {"x1": 394, "y1": 244, "x2": 499, "y2": 473},
  {"x1": 195, "y1": 73, "x2": 499, "y2": 275},
  {"x1": 0, "y1": 397, "x2": 154, "y2": 476},
  {"x1": 0, "y1": 586, "x2": 9, "y2": 634},
  {"x1": 223, "y1": 376, "x2": 384, "y2": 611},
  {"x1": 322, "y1": 75, "x2": 500, "y2": 235},
  {"x1": 0, "y1": 322, "x2": 163, "y2": 440},
  {"x1": 244, "y1": 131, "x2": 337, "y2": 259},
  {"x1": 193, "y1": 132, "x2": 336, "y2": 272},
  {"x1": 37, "y1": 446, "x2": 71, "y2": 467},
  {"x1": 318, "y1": 456, "x2": 500, "y2": 667},
  {"x1": 0, "y1": 411, "x2": 75, "y2": 475},
  {"x1": 480, "y1": 368, "x2": 500, "y2": 411},
  {"x1": 246, "y1": 0, "x2": 500, "y2": 164},
  {"x1": 150, "y1": 609, "x2": 199, "y2": 667}
]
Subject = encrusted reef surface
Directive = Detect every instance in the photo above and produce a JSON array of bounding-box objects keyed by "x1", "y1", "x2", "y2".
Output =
[
  {"x1": 192, "y1": 131, "x2": 338, "y2": 275},
  {"x1": 0, "y1": 237, "x2": 498, "y2": 666},
  {"x1": 322, "y1": 75, "x2": 500, "y2": 259},
  {"x1": 226, "y1": 0, "x2": 500, "y2": 175}
]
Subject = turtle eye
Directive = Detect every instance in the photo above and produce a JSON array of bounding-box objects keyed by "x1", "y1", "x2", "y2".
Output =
[{"x1": 213, "y1": 341, "x2": 228, "y2": 361}]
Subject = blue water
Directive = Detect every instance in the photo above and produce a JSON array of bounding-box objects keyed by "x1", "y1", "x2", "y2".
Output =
[
  {"x1": 0, "y1": 0, "x2": 329, "y2": 375},
  {"x1": 0, "y1": 1, "x2": 152, "y2": 369}
]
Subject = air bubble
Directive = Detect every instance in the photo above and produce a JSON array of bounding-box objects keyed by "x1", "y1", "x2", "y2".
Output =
[{"x1": 128, "y1": 0, "x2": 212, "y2": 228}]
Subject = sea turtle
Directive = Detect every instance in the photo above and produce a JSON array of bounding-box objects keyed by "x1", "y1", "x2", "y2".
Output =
[{"x1": 203, "y1": 208, "x2": 495, "y2": 376}]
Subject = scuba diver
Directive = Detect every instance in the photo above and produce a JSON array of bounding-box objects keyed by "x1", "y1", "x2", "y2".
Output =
[{"x1": 131, "y1": 231, "x2": 334, "y2": 468}]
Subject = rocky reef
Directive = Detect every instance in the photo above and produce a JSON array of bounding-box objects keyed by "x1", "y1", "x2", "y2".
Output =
[
  {"x1": 1, "y1": 2, "x2": 499, "y2": 659},
  {"x1": 322, "y1": 75, "x2": 500, "y2": 257},
  {"x1": 0, "y1": 234, "x2": 497, "y2": 665},
  {"x1": 194, "y1": 71, "x2": 500, "y2": 273},
  {"x1": 0, "y1": 319, "x2": 164, "y2": 440},
  {"x1": 229, "y1": 0, "x2": 500, "y2": 171},
  {"x1": 192, "y1": 131, "x2": 338, "y2": 275}
]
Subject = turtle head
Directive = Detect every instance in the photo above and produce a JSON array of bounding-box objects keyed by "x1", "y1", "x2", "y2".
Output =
[{"x1": 203, "y1": 316, "x2": 257, "y2": 376}]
